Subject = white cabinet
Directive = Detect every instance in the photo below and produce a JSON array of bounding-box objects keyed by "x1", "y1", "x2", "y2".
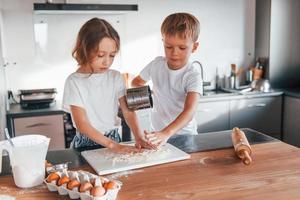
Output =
[
  {"x1": 229, "y1": 96, "x2": 282, "y2": 139},
  {"x1": 283, "y1": 96, "x2": 300, "y2": 147},
  {"x1": 11, "y1": 114, "x2": 65, "y2": 150},
  {"x1": 1, "y1": 1, "x2": 35, "y2": 61},
  {"x1": 196, "y1": 101, "x2": 230, "y2": 133}
]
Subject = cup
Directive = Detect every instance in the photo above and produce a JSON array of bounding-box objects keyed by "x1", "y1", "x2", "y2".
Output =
[{"x1": 0, "y1": 135, "x2": 50, "y2": 188}]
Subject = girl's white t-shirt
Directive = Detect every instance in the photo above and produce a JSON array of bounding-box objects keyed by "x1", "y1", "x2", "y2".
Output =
[
  {"x1": 140, "y1": 56, "x2": 203, "y2": 135},
  {"x1": 62, "y1": 69, "x2": 126, "y2": 133}
]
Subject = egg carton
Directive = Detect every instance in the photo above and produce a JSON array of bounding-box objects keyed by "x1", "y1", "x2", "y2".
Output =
[{"x1": 44, "y1": 170, "x2": 122, "y2": 200}]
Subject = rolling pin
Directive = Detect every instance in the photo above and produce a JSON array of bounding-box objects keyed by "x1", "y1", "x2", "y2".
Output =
[{"x1": 231, "y1": 127, "x2": 252, "y2": 165}]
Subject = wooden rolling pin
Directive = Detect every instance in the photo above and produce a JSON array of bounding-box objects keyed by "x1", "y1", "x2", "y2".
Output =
[{"x1": 231, "y1": 127, "x2": 252, "y2": 165}]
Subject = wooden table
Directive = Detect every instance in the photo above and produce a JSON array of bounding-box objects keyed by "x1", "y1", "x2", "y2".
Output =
[{"x1": 1, "y1": 141, "x2": 300, "y2": 200}]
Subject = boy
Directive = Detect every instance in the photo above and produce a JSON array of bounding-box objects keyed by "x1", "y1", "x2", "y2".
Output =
[{"x1": 131, "y1": 13, "x2": 203, "y2": 147}]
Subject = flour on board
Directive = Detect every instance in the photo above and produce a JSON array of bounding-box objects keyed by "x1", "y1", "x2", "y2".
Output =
[{"x1": 89, "y1": 147, "x2": 171, "y2": 165}]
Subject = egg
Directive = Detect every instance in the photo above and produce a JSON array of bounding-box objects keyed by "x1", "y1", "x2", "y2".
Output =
[
  {"x1": 45, "y1": 160, "x2": 52, "y2": 168},
  {"x1": 46, "y1": 172, "x2": 60, "y2": 183},
  {"x1": 57, "y1": 175, "x2": 70, "y2": 186},
  {"x1": 79, "y1": 182, "x2": 93, "y2": 193},
  {"x1": 104, "y1": 180, "x2": 118, "y2": 190},
  {"x1": 90, "y1": 178, "x2": 96, "y2": 186},
  {"x1": 91, "y1": 186, "x2": 106, "y2": 197},
  {"x1": 67, "y1": 179, "x2": 81, "y2": 190}
]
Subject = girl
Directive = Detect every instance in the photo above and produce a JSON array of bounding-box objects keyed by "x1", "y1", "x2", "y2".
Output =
[{"x1": 63, "y1": 18, "x2": 151, "y2": 153}]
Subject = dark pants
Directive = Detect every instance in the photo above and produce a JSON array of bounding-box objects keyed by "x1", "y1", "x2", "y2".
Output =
[{"x1": 70, "y1": 128, "x2": 121, "y2": 150}]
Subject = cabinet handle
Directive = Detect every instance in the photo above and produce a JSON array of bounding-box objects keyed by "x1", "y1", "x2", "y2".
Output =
[
  {"x1": 26, "y1": 123, "x2": 51, "y2": 128},
  {"x1": 247, "y1": 103, "x2": 266, "y2": 108},
  {"x1": 198, "y1": 108, "x2": 212, "y2": 112}
]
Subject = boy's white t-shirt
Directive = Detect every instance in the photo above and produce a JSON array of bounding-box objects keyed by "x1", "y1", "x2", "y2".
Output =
[
  {"x1": 140, "y1": 56, "x2": 203, "y2": 135},
  {"x1": 62, "y1": 69, "x2": 126, "y2": 133}
]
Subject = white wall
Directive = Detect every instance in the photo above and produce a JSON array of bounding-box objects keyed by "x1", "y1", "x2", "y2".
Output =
[
  {"x1": 1, "y1": 0, "x2": 255, "y2": 101},
  {"x1": 0, "y1": 7, "x2": 7, "y2": 140}
]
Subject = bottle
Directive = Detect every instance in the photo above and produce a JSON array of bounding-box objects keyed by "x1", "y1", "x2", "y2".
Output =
[
  {"x1": 246, "y1": 67, "x2": 253, "y2": 84},
  {"x1": 230, "y1": 64, "x2": 236, "y2": 89},
  {"x1": 215, "y1": 67, "x2": 219, "y2": 90}
]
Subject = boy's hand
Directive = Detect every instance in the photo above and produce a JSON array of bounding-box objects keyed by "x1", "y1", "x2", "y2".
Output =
[
  {"x1": 135, "y1": 137, "x2": 157, "y2": 150},
  {"x1": 110, "y1": 143, "x2": 141, "y2": 154},
  {"x1": 144, "y1": 130, "x2": 170, "y2": 148}
]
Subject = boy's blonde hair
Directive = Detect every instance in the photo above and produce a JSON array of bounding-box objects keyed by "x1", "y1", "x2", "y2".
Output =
[{"x1": 161, "y1": 12, "x2": 200, "y2": 42}]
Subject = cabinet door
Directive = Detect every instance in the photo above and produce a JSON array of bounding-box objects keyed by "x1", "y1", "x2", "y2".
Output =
[
  {"x1": 230, "y1": 96, "x2": 282, "y2": 139},
  {"x1": 283, "y1": 96, "x2": 300, "y2": 147},
  {"x1": 196, "y1": 101, "x2": 230, "y2": 133},
  {"x1": 14, "y1": 114, "x2": 65, "y2": 150}
]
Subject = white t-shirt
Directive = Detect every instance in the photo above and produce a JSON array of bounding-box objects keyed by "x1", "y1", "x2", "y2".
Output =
[
  {"x1": 62, "y1": 69, "x2": 126, "y2": 133},
  {"x1": 140, "y1": 56, "x2": 203, "y2": 135}
]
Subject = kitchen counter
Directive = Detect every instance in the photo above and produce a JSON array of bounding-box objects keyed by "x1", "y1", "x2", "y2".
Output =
[
  {"x1": 283, "y1": 88, "x2": 300, "y2": 98},
  {"x1": 0, "y1": 128, "x2": 274, "y2": 176},
  {"x1": 6, "y1": 102, "x2": 64, "y2": 117},
  {"x1": 200, "y1": 90, "x2": 283, "y2": 103},
  {"x1": 2, "y1": 129, "x2": 300, "y2": 199}
]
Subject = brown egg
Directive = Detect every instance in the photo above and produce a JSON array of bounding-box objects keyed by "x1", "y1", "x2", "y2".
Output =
[
  {"x1": 45, "y1": 160, "x2": 52, "y2": 168},
  {"x1": 46, "y1": 172, "x2": 60, "y2": 183},
  {"x1": 79, "y1": 182, "x2": 93, "y2": 193},
  {"x1": 57, "y1": 175, "x2": 70, "y2": 186},
  {"x1": 90, "y1": 178, "x2": 96, "y2": 186},
  {"x1": 67, "y1": 179, "x2": 81, "y2": 190},
  {"x1": 104, "y1": 180, "x2": 118, "y2": 190},
  {"x1": 91, "y1": 186, "x2": 106, "y2": 197},
  {"x1": 91, "y1": 177, "x2": 105, "y2": 187}
]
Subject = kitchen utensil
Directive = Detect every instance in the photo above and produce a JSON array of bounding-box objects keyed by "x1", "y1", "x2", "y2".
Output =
[
  {"x1": 250, "y1": 79, "x2": 272, "y2": 92},
  {"x1": 81, "y1": 143, "x2": 190, "y2": 175},
  {"x1": 4, "y1": 128, "x2": 15, "y2": 147},
  {"x1": 19, "y1": 88, "x2": 56, "y2": 109},
  {"x1": 125, "y1": 85, "x2": 153, "y2": 110},
  {"x1": 0, "y1": 135, "x2": 50, "y2": 188},
  {"x1": 231, "y1": 127, "x2": 252, "y2": 165}
]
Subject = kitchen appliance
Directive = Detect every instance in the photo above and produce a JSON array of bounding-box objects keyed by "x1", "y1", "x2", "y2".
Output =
[
  {"x1": 81, "y1": 143, "x2": 190, "y2": 175},
  {"x1": 0, "y1": 134, "x2": 50, "y2": 188},
  {"x1": 250, "y1": 79, "x2": 272, "y2": 92},
  {"x1": 19, "y1": 88, "x2": 56, "y2": 109}
]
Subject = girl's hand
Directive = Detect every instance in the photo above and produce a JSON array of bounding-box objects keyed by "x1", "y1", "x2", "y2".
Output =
[
  {"x1": 144, "y1": 130, "x2": 170, "y2": 148},
  {"x1": 110, "y1": 143, "x2": 141, "y2": 154},
  {"x1": 135, "y1": 137, "x2": 157, "y2": 150}
]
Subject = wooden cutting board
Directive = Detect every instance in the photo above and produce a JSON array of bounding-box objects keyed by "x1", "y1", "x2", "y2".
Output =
[{"x1": 81, "y1": 143, "x2": 190, "y2": 175}]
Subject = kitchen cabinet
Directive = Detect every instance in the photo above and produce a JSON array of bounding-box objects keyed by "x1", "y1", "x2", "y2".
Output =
[
  {"x1": 6, "y1": 104, "x2": 66, "y2": 150},
  {"x1": 229, "y1": 96, "x2": 282, "y2": 139},
  {"x1": 13, "y1": 115, "x2": 65, "y2": 150},
  {"x1": 136, "y1": 102, "x2": 231, "y2": 135},
  {"x1": 283, "y1": 96, "x2": 300, "y2": 147},
  {"x1": 127, "y1": 93, "x2": 283, "y2": 139},
  {"x1": 196, "y1": 93, "x2": 283, "y2": 138},
  {"x1": 196, "y1": 101, "x2": 230, "y2": 133}
]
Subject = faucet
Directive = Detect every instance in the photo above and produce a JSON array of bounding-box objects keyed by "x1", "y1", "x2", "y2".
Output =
[{"x1": 192, "y1": 61, "x2": 210, "y2": 95}]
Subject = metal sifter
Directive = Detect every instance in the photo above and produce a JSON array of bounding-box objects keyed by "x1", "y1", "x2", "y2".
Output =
[{"x1": 125, "y1": 85, "x2": 153, "y2": 110}]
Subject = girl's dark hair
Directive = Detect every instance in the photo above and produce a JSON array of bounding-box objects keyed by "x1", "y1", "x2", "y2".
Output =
[{"x1": 72, "y1": 18, "x2": 120, "y2": 66}]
